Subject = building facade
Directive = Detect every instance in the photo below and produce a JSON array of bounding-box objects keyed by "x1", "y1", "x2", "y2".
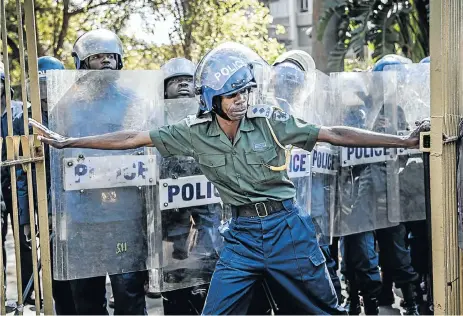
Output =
[{"x1": 262, "y1": 0, "x2": 313, "y2": 53}]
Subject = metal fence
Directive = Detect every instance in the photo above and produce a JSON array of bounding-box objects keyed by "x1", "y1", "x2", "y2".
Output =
[{"x1": 0, "y1": 0, "x2": 52, "y2": 314}]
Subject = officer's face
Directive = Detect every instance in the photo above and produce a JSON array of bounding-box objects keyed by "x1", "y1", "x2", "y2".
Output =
[
  {"x1": 165, "y1": 76, "x2": 194, "y2": 99},
  {"x1": 272, "y1": 62, "x2": 305, "y2": 105},
  {"x1": 220, "y1": 89, "x2": 249, "y2": 121},
  {"x1": 87, "y1": 53, "x2": 117, "y2": 70}
]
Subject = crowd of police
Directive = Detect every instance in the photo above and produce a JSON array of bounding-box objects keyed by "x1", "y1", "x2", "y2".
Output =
[{"x1": 0, "y1": 27, "x2": 431, "y2": 315}]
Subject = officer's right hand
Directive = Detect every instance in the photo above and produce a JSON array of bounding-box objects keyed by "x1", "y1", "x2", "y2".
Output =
[
  {"x1": 406, "y1": 118, "x2": 431, "y2": 148},
  {"x1": 29, "y1": 118, "x2": 69, "y2": 149}
]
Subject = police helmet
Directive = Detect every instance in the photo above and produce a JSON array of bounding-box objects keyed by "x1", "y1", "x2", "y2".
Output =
[
  {"x1": 34, "y1": 56, "x2": 65, "y2": 100},
  {"x1": 162, "y1": 57, "x2": 196, "y2": 82},
  {"x1": 272, "y1": 50, "x2": 316, "y2": 112},
  {"x1": 38, "y1": 56, "x2": 65, "y2": 78},
  {"x1": 194, "y1": 42, "x2": 268, "y2": 116},
  {"x1": 271, "y1": 62, "x2": 306, "y2": 112},
  {"x1": 372, "y1": 54, "x2": 412, "y2": 72},
  {"x1": 420, "y1": 56, "x2": 430, "y2": 64},
  {"x1": 72, "y1": 29, "x2": 123, "y2": 70},
  {"x1": 272, "y1": 50, "x2": 316, "y2": 72}
]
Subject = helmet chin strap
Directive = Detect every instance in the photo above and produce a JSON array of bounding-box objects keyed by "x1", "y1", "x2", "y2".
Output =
[
  {"x1": 213, "y1": 107, "x2": 233, "y2": 121},
  {"x1": 212, "y1": 91, "x2": 250, "y2": 121},
  {"x1": 212, "y1": 97, "x2": 233, "y2": 121}
]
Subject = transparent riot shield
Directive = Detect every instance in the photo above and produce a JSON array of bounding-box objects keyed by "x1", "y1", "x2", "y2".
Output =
[
  {"x1": 151, "y1": 98, "x2": 224, "y2": 292},
  {"x1": 383, "y1": 63, "x2": 429, "y2": 222},
  {"x1": 271, "y1": 64, "x2": 311, "y2": 215},
  {"x1": 303, "y1": 70, "x2": 337, "y2": 245},
  {"x1": 48, "y1": 70, "x2": 162, "y2": 280},
  {"x1": 331, "y1": 71, "x2": 399, "y2": 236},
  {"x1": 270, "y1": 66, "x2": 334, "y2": 245}
]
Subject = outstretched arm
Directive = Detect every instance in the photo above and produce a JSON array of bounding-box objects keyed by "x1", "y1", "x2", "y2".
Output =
[
  {"x1": 317, "y1": 126, "x2": 417, "y2": 148},
  {"x1": 29, "y1": 119, "x2": 153, "y2": 150}
]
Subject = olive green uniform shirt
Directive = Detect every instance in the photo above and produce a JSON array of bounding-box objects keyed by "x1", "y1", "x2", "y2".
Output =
[{"x1": 149, "y1": 104, "x2": 320, "y2": 206}]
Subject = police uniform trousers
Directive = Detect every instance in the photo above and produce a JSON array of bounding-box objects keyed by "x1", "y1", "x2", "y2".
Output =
[
  {"x1": 202, "y1": 199, "x2": 343, "y2": 315},
  {"x1": 376, "y1": 224, "x2": 419, "y2": 286},
  {"x1": 341, "y1": 231, "x2": 382, "y2": 298},
  {"x1": 1, "y1": 193, "x2": 34, "y2": 302},
  {"x1": 162, "y1": 284, "x2": 210, "y2": 315},
  {"x1": 69, "y1": 270, "x2": 148, "y2": 315},
  {"x1": 405, "y1": 220, "x2": 429, "y2": 277}
]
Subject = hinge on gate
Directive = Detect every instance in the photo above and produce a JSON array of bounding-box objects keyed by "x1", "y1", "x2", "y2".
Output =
[{"x1": 420, "y1": 132, "x2": 431, "y2": 153}]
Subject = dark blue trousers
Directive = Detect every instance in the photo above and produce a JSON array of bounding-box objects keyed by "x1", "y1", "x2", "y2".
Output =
[{"x1": 202, "y1": 200, "x2": 343, "y2": 315}]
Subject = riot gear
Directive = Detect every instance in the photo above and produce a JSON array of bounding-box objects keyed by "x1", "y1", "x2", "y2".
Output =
[
  {"x1": 194, "y1": 42, "x2": 267, "y2": 117},
  {"x1": 273, "y1": 49, "x2": 316, "y2": 72},
  {"x1": 162, "y1": 58, "x2": 196, "y2": 99},
  {"x1": 72, "y1": 29, "x2": 123, "y2": 70}
]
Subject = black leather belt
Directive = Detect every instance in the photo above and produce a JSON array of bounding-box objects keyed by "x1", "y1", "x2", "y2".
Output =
[{"x1": 230, "y1": 200, "x2": 286, "y2": 218}]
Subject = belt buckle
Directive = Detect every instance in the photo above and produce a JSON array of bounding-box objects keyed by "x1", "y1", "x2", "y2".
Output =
[{"x1": 255, "y1": 202, "x2": 268, "y2": 218}]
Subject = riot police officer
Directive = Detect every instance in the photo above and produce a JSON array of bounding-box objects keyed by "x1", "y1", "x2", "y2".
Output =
[
  {"x1": 373, "y1": 54, "x2": 421, "y2": 315},
  {"x1": 272, "y1": 50, "x2": 343, "y2": 304},
  {"x1": 157, "y1": 57, "x2": 222, "y2": 315},
  {"x1": 336, "y1": 71, "x2": 383, "y2": 315},
  {"x1": 32, "y1": 42, "x2": 426, "y2": 315},
  {"x1": 66, "y1": 29, "x2": 147, "y2": 315}
]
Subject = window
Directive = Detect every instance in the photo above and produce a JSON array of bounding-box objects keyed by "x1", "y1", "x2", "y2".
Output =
[{"x1": 300, "y1": 0, "x2": 309, "y2": 12}]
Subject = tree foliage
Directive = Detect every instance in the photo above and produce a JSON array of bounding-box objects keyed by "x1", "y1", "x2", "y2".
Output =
[
  {"x1": 3, "y1": 0, "x2": 284, "y2": 88},
  {"x1": 5, "y1": 0, "x2": 141, "y2": 83},
  {"x1": 317, "y1": 0, "x2": 429, "y2": 70},
  {"x1": 141, "y1": 0, "x2": 284, "y2": 63}
]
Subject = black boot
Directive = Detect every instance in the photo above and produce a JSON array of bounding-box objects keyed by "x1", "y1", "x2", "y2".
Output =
[
  {"x1": 378, "y1": 267, "x2": 395, "y2": 306},
  {"x1": 378, "y1": 284, "x2": 394, "y2": 306},
  {"x1": 401, "y1": 284, "x2": 420, "y2": 315},
  {"x1": 345, "y1": 294, "x2": 361, "y2": 315},
  {"x1": 363, "y1": 296, "x2": 379, "y2": 315},
  {"x1": 344, "y1": 281, "x2": 361, "y2": 315}
]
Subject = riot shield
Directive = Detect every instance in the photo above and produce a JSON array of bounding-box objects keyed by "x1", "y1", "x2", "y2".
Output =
[
  {"x1": 270, "y1": 66, "x2": 334, "y2": 245},
  {"x1": 48, "y1": 70, "x2": 162, "y2": 280},
  {"x1": 331, "y1": 71, "x2": 399, "y2": 236},
  {"x1": 270, "y1": 65, "x2": 313, "y2": 215},
  {"x1": 383, "y1": 63, "x2": 429, "y2": 222},
  {"x1": 151, "y1": 97, "x2": 224, "y2": 292},
  {"x1": 305, "y1": 70, "x2": 337, "y2": 245}
]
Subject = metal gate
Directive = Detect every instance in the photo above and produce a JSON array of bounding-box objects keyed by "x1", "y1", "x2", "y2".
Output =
[
  {"x1": 0, "y1": 0, "x2": 53, "y2": 314},
  {"x1": 429, "y1": 0, "x2": 463, "y2": 314}
]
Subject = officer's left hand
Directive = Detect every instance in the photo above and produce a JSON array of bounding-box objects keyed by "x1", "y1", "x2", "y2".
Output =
[
  {"x1": 405, "y1": 118, "x2": 431, "y2": 148},
  {"x1": 29, "y1": 118, "x2": 69, "y2": 148}
]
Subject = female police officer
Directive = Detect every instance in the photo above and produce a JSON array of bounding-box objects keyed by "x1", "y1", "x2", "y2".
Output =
[{"x1": 31, "y1": 43, "x2": 424, "y2": 315}]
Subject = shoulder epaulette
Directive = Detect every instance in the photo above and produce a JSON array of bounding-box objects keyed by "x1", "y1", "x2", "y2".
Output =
[
  {"x1": 185, "y1": 113, "x2": 212, "y2": 127},
  {"x1": 272, "y1": 107, "x2": 290, "y2": 122},
  {"x1": 247, "y1": 105, "x2": 274, "y2": 119}
]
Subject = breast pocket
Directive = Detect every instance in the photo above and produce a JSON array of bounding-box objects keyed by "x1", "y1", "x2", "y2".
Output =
[
  {"x1": 244, "y1": 146, "x2": 282, "y2": 184},
  {"x1": 198, "y1": 154, "x2": 227, "y2": 182}
]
